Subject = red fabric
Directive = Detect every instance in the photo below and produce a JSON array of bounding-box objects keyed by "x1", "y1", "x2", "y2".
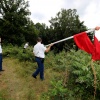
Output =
[
  {"x1": 92, "y1": 36, "x2": 100, "y2": 60},
  {"x1": 74, "y1": 32, "x2": 94, "y2": 54},
  {"x1": 74, "y1": 32, "x2": 100, "y2": 61}
]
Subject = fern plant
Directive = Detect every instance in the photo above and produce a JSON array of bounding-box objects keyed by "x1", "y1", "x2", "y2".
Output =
[
  {"x1": 41, "y1": 49, "x2": 100, "y2": 100},
  {"x1": 66, "y1": 50, "x2": 100, "y2": 99}
]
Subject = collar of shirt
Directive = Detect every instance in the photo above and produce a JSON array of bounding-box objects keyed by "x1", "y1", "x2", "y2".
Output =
[{"x1": 37, "y1": 42, "x2": 41, "y2": 44}]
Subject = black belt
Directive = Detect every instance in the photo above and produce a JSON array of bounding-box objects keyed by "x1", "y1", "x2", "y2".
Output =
[
  {"x1": 35, "y1": 56, "x2": 44, "y2": 59},
  {"x1": 35, "y1": 56, "x2": 44, "y2": 63}
]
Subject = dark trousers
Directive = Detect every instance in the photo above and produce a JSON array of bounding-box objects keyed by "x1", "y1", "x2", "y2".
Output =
[
  {"x1": 0, "y1": 54, "x2": 2, "y2": 71},
  {"x1": 33, "y1": 57, "x2": 44, "y2": 79}
]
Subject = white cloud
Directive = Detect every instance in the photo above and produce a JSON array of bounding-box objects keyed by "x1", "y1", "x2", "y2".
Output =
[
  {"x1": 79, "y1": 0, "x2": 100, "y2": 28},
  {"x1": 28, "y1": 0, "x2": 64, "y2": 25},
  {"x1": 27, "y1": 0, "x2": 100, "y2": 29}
]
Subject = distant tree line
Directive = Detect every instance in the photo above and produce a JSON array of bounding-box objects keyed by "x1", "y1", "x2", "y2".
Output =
[{"x1": 0, "y1": 0, "x2": 90, "y2": 52}]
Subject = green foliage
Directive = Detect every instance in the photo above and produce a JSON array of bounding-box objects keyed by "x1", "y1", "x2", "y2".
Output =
[
  {"x1": 0, "y1": 0, "x2": 38, "y2": 46},
  {"x1": 0, "y1": 3, "x2": 88, "y2": 49},
  {"x1": 41, "y1": 79, "x2": 68, "y2": 100},
  {"x1": 3, "y1": 45, "x2": 35, "y2": 62},
  {"x1": 2, "y1": 45, "x2": 100, "y2": 100},
  {"x1": 18, "y1": 48, "x2": 34, "y2": 62},
  {"x1": 2, "y1": 44, "x2": 19, "y2": 57},
  {"x1": 41, "y1": 50, "x2": 100, "y2": 100},
  {"x1": 66, "y1": 50, "x2": 100, "y2": 99},
  {"x1": 51, "y1": 51, "x2": 67, "y2": 72},
  {"x1": 49, "y1": 9, "x2": 87, "y2": 52}
]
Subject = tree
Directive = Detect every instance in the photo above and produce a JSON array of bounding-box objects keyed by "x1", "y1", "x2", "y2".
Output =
[
  {"x1": 24, "y1": 20, "x2": 39, "y2": 45},
  {"x1": 0, "y1": 0, "x2": 31, "y2": 45},
  {"x1": 34, "y1": 23, "x2": 49, "y2": 44},
  {"x1": 49, "y1": 9, "x2": 87, "y2": 52}
]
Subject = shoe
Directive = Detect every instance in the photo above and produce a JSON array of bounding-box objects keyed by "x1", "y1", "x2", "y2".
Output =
[
  {"x1": 0, "y1": 70, "x2": 4, "y2": 72},
  {"x1": 32, "y1": 74, "x2": 37, "y2": 79},
  {"x1": 40, "y1": 78, "x2": 45, "y2": 81}
]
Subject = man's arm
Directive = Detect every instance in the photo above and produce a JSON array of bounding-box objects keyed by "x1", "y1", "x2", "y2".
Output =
[{"x1": 45, "y1": 43, "x2": 54, "y2": 53}]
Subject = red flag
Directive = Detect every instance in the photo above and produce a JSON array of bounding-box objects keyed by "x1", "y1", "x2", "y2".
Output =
[
  {"x1": 74, "y1": 32, "x2": 100, "y2": 61},
  {"x1": 74, "y1": 32, "x2": 94, "y2": 54},
  {"x1": 92, "y1": 36, "x2": 100, "y2": 60}
]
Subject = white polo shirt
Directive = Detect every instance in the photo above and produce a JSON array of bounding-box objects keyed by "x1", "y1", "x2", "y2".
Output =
[
  {"x1": 0, "y1": 45, "x2": 2, "y2": 53},
  {"x1": 33, "y1": 42, "x2": 46, "y2": 58}
]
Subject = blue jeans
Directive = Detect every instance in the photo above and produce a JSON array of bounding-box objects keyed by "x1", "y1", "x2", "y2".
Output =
[
  {"x1": 0, "y1": 54, "x2": 2, "y2": 71},
  {"x1": 33, "y1": 57, "x2": 44, "y2": 79}
]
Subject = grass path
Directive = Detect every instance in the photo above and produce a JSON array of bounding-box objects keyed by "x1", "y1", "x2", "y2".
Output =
[{"x1": 0, "y1": 58, "x2": 58, "y2": 100}]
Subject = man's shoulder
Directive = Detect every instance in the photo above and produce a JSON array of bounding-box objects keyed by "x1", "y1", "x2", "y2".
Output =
[
  {"x1": 41, "y1": 43, "x2": 45, "y2": 46},
  {"x1": 34, "y1": 43, "x2": 45, "y2": 48},
  {"x1": 34, "y1": 43, "x2": 41, "y2": 48}
]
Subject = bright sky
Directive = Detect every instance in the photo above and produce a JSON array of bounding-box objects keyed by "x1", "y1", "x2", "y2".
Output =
[{"x1": 26, "y1": 0, "x2": 100, "y2": 39}]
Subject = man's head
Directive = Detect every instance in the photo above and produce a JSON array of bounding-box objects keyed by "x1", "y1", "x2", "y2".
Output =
[{"x1": 37, "y1": 37, "x2": 42, "y2": 42}]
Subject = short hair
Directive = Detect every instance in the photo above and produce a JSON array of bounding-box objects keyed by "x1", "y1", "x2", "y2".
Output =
[{"x1": 37, "y1": 37, "x2": 42, "y2": 42}]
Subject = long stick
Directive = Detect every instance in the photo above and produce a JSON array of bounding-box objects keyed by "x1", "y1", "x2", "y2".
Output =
[
  {"x1": 90, "y1": 60, "x2": 97, "y2": 100},
  {"x1": 45, "y1": 29, "x2": 95, "y2": 47}
]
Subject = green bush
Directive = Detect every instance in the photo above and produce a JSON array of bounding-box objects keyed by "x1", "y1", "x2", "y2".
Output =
[
  {"x1": 41, "y1": 79, "x2": 68, "y2": 100},
  {"x1": 45, "y1": 51, "x2": 68, "y2": 71},
  {"x1": 41, "y1": 49, "x2": 100, "y2": 100},
  {"x1": 3, "y1": 45, "x2": 35, "y2": 62},
  {"x1": 66, "y1": 50, "x2": 100, "y2": 99}
]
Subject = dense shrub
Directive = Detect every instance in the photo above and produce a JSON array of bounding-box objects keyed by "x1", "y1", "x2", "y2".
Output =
[
  {"x1": 41, "y1": 50, "x2": 100, "y2": 100},
  {"x1": 41, "y1": 79, "x2": 68, "y2": 100},
  {"x1": 2, "y1": 45, "x2": 35, "y2": 62},
  {"x1": 66, "y1": 50, "x2": 100, "y2": 99},
  {"x1": 45, "y1": 51, "x2": 68, "y2": 71}
]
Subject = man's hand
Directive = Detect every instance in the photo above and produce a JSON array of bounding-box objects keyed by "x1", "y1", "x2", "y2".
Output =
[
  {"x1": 45, "y1": 43, "x2": 54, "y2": 53},
  {"x1": 95, "y1": 26, "x2": 100, "y2": 30},
  {"x1": 49, "y1": 43, "x2": 54, "y2": 47}
]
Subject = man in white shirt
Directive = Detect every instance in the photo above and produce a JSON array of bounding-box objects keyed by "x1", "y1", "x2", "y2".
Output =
[
  {"x1": 32, "y1": 37, "x2": 53, "y2": 80},
  {"x1": 0, "y1": 37, "x2": 3, "y2": 71}
]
